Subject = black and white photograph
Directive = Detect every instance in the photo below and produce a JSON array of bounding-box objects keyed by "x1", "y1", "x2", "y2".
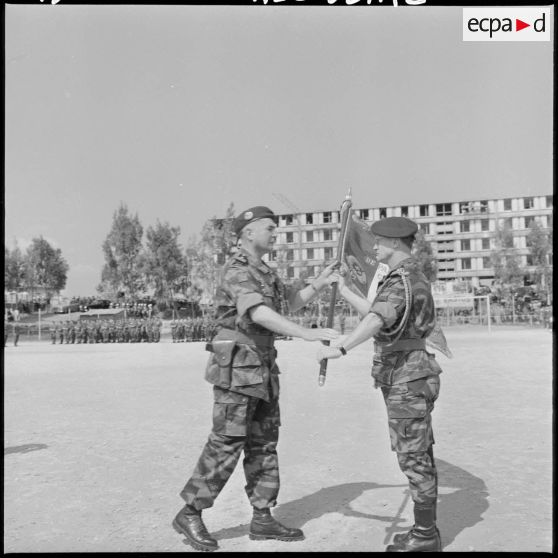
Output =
[{"x1": 4, "y1": 1, "x2": 553, "y2": 553}]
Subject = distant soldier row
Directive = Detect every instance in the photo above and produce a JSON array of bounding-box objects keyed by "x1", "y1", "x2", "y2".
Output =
[
  {"x1": 170, "y1": 317, "x2": 217, "y2": 343},
  {"x1": 50, "y1": 318, "x2": 163, "y2": 344}
]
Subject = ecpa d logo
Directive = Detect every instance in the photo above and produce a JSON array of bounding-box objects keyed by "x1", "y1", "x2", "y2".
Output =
[{"x1": 463, "y1": 8, "x2": 550, "y2": 42}]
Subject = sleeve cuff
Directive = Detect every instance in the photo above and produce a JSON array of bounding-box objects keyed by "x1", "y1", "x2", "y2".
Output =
[{"x1": 237, "y1": 293, "x2": 266, "y2": 319}]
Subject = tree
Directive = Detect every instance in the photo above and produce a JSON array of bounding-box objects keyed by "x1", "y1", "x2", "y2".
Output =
[
  {"x1": 185, "y1": 203, "x2": 237, "y2": 311},
  {"x1": 412, "y1": 230, "x2": 437, "y2": 282},
  {"x1": 24, "y1": 236, "x2": 69, "y2": 301},
  {"x1": 99, "y1": 203, "x2": 145, "y2": 299},
  {"x1": 526, "y1": 218, "x2": 552, "y2": 303},
  {"x1": 143, "y1": 220, "x2": 188, "y2": 308},
  {"x1": 4, "y1": 242, "x2": 26, "y2": 292},
  {"x1": 211, "y1": 203, "x2": 236, "y2": 265},
  {"x1": 491, "y1": 221, "x2": 524, "y2": 304}
]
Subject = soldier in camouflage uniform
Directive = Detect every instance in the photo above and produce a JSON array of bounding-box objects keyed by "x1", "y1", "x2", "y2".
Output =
[
  {"x1": 185, "y1": 317, "x2": 193, "y2": 342},
  {"x1": 173, "y1": 206, "x2": 339, "y2": 552},
  {"x1": 82, "y1": 321, "x2": 89, "y2": 344},
  {"x1": 318, "y1": 216, "x2": 443, "y2": 552},
  {"x1": 59, "y1": 321, "x2": 67, "y2": 344},
  {"x1": 51, "y1": 322, "x2": 58, "y2": 344}
]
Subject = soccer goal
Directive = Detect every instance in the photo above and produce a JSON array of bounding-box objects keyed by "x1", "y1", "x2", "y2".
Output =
[{"x1": 433, "y1": 294, "x2": 492, "y2": 333}]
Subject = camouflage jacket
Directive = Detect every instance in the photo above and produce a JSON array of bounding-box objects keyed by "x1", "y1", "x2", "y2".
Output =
[
  {"x1": 369, "y1": 257, "x2": 442, "y2": 385},
  {"x1": 206, "y1": 248, "x2": 290, "y2": 400}
]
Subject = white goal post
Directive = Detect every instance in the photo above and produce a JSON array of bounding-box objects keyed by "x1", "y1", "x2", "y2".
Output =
[{"x1": 433, "y1": 294, "x2": 492, "y2": 333}]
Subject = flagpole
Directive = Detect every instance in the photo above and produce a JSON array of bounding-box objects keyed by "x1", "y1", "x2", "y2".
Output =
[{"x1": 318, "y1": 188, "x2": 353, "y2": 386}]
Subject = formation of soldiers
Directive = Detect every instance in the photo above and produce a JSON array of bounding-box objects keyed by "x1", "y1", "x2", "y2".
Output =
[
  {"x1": 50, "y1": 318, "x2": 163, "y2": 344},
  {"x1": 170, "y1": 316, "x2": 217, "y2": 343}
]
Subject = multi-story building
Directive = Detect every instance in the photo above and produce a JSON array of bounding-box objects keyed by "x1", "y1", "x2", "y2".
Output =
[{"x1": 269, "y1": 193, "x2": 553, "y2": 289}]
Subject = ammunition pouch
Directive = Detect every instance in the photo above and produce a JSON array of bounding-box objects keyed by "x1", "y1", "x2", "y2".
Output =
[
  {"x1": 205, "y1": 340, "x2": 267, "y2": 396},
  {"x1": 205, "y1": 340, "x2": 237, "y2": 389}
]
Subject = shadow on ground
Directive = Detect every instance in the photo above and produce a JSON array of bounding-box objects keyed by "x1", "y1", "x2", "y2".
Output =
[
  {"x1": 209, "y1": 458, "x2": 488, "y2": 549},
  {"x1": 4, "y1": 443, "x2": 48, "y2": 455}
]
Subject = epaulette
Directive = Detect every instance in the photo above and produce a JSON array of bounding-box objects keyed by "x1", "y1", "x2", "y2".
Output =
[{"x1": 392, "y1": 267, "x2": 409, "y2": 278}]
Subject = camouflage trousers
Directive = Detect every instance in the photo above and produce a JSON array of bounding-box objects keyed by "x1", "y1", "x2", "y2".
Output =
[
  {"x1": 180, "y1": 384, "x2": 281, "y2": 511},
  {"x1": 380, "y1": 375, "x2": 440, "y2": 506}
]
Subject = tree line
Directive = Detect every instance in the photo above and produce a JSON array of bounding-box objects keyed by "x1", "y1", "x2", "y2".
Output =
[
  {"x1": 4, "y1": 202, "x2": 553, "y2": 314},
  {"x1": 5, "y1": 237, "x2": 69, "y2": 303}
]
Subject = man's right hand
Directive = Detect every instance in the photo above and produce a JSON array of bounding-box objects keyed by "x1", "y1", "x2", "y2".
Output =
[{"x1": 301, "y1": 328, "x2": 339, "y2": 342}]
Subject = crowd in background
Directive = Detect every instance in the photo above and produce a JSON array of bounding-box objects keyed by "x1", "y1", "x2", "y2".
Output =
[
  {"x1": 170, "y1": 317, "x2": 217, "y2": 343},
  {"x1": 49, "y1": 318, "x2": 163, "y2": 344}
]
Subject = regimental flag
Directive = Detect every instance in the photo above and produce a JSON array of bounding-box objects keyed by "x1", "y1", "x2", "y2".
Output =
[
  {"x1": 342, "y1": 213, "x2": 380, "y2": 298},
  {"x1": 339, "y1": 209, "x2": 452, "y2": 359}
]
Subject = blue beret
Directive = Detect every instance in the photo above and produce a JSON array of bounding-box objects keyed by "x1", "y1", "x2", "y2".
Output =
[
  {"x1": 370, "y1": 217, "x2": 418, "y2": 238},
  {"x1": 233, "y1": 206, "x2": 278, "y2": 236}
]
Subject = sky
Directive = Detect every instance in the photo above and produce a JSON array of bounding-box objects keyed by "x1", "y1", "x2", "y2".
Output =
[{"x1": 4, "y1": 3, "x2": 554, "y2": 297}]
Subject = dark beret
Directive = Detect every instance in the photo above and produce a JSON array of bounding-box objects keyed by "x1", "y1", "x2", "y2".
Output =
[
  {"x1": 370, "y1": 217, "x2": 418, "y2": 238},
  {"x1": 233, "y1": 206, "x2": 278, "y2": 236}
]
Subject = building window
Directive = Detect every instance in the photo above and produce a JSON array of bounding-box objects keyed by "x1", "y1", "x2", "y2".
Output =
[
  {"x1": 526, "y1": 255, "x2": 534, "y2": 266},
  {"x1": 282, "y1": 214, "x2": 293, "y2": 226},
  {"x1": 437, "y1": 258, "x2": 455, "y2": 272},
  {"x1": 481, "y1": 219, "x2": 489, "y2": 231},
  {"x1": 502, "y1": 217, "x2": 513, "y2": 230},
  {"x1": 525, "y1": 216, "x2": 536, "y2": 229},
  {"x1": 324, "y1": 247, "x2": 333, "y2": 259},
  {"x1": 286, "y1": 250, "x2": 294, "y2": 261},
  {"x1": 269, "y1": 250, "x2": 277, "y2": 261},
  {"x1": 437, "y1": 222, "x2": 453, "y2": 235},
  {"x1": 307, "y1": 248, "x2": 314, "y2": 260},
  {"x1": 379, "y1": 208, "x2": 387, "y2": 218},
  {"x1": 504, "y1": 198, "x2": 512, "y2": 211},
  {"x1": 400, "y1": 206, "x2": 409, "y2": 217},
  {"x1": 360, "y1": 209, "x2": 369, "y2": 220},
  {"x1": 287, "y1": 266, "x2": 295, "y2": 278},
  {"x1": 482, "y1": 257, "x2": 492, "y2": 269},
  {"x1": 286, "y1": 232, "x2": 294, "y2": 243},
  {"x1": 461, "y1": 258, "x2": 472, "y2": 270},
  {"x1": 306, "y1": 213, "x2": 313, "y2": 225},
  {"x1": 323, "y1": 229, "x2": 332, "y2": 241},
  {"x1": 481, "y1": 238, "x2": 490, "y2": 250},
  {"x1": 479, "y1": 200, "x2": 488, "y2": 213},
  {"x1": 461, "y1": 239, "x2": 471, "y2": 251},
  {"x1": 437, "y1": 241, "x2": 453, "y2": 253},
  {"x1": 420, "y1": 223, "x2": 429, "y2": 235},
  {"x1": 546, "y1": 195, "x2": 553, "y2": 208},
  {"x1": 460, "y1": 220, "x2": 470, "y2": 233},
  {"x1": 306, "y1": 231, "x2": 314, "y2": 242},
  {"x1": 459, "y1": 201, "x2": 471, "y2": 214},
  {"x1": 323, "y1": 211, "x2": 332, "y2": 224},
  {"x1": 524, "y1": 197, "x2": 534, "y2": 209},
  {"x1": 436, "y1": 203, "x2": 452, "y2": 216},
  {"x1": 419, "y1": 204, "x2": 429, "y2": 217}
]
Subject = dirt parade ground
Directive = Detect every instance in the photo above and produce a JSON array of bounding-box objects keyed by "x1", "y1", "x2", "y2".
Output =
[{"x1": 3, "y1": 325, "x2": 553, "y2": 553}]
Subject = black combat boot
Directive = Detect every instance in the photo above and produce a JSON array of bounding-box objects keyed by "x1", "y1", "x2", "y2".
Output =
[
  {"x1": 249, "y1": 507, "x2": 305, "y2": 542},
  {"x1": 387, "y1": 503, "x2": 441, "y2": 552},
  {"x1": 172, "y1": 505, "x2": 218, "y2": 552}
]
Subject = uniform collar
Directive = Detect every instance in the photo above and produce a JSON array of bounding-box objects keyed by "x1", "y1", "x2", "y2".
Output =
[{"x1": 236, "y1": 247, "x2": 273, "y2": 274}]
